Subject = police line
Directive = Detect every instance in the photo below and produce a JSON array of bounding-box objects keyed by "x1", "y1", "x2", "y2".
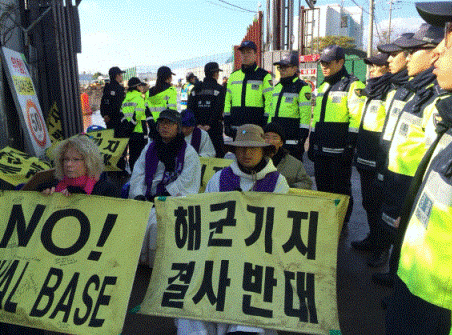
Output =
[
  {"x1": 0, "y1": 191, "x2": 151, "y2": 334},
  {"x1": 140, "y1": 190, "x2": 348, "y2": 334}
]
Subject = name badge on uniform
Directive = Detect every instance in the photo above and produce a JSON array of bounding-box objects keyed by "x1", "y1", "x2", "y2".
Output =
[
  {"x1": 110, "y1": 91, "x2": 116, "y2": 96},
  {"x1": 285, "y1": 97, "x2": 294, "y2": 103},
  {"x1": 305, "y1": 92, "x2": 312, "y2": 100},
  {"x1": 415, "y1": 192, "x2": 434, "y2": 228},
  {"x1": 252, "y1": 84, "x2": 259, "y2": 90},
  {"x1": 330, "y1": 92, "x2": 346, "y2": 104}
]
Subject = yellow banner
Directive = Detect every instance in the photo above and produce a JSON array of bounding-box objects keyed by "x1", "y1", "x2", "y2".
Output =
[
  {"x1": 0, "y1": 191, "x2": 152, "y2": 334},
  {"x1": 0, "y1": 147, "x2": 52, "y2": 186},
  {"x1": 199, "y1": 157, "x2": 233, "y2": 193},
  {"x1": 46, "y1": 129, "x2": 129, "y2": 172},
  {"x1": 46, "y1": 102, "x2": 64, "y2": 144},
  {"x1": 140, "y1": 191, "x2": 349, "y2": 334}
]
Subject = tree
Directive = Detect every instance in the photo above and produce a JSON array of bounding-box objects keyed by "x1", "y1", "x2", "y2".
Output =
[
  {"x1": 92, "y1": 72, "x2": 104, "y2": 80},
  {"x1": 311, "y1": 36, "x2": 356, "y2": 53}
]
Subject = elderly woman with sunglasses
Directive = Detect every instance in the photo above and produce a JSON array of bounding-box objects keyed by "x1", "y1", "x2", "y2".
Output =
[{"x1": 38, "y1": 135, "x2": 118, "y2": 197}]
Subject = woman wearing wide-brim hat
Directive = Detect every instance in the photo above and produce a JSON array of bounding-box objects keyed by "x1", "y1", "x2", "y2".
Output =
[{"x1": 176, "y1": 123, "x2": 289, "y2": 335}]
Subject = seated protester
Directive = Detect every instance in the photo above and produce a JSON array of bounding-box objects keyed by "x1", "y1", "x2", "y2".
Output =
[
  {"x1": 38, "y1": 134, "x2": 119, "y2": 197},
  {"x1": 180, "y1": 109, "x2": 216, "y2": 157},
  {"x1": 129, "y1": 109, "x2": 201, "y2": 267},
  {"x1": 177, "y1": 124, "x2": 288, "y2": 335},
  {"x1": 264, "y1": 122, "x2": 313, "y2": 189}
]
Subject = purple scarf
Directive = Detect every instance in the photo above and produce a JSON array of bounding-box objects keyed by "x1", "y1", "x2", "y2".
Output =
[
  {"x1": 144, "y1": 140, "x2": 187, "y2": 198},
  {"x1": 219, "y1": 166, "x2": 280, "y2": 192},
  {"x1": 190, "y1": 127, "x2": 202, "y2": 153}
]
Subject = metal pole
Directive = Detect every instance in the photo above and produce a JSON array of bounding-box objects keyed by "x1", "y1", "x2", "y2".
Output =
[
  {"x1": 367, "y1": 0, "x2": 374, "y2": 57},
  {"x1": 388, "y1": 0, "x2": 393, "y2": 42}
]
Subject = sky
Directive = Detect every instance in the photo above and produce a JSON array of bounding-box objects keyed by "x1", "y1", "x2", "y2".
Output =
[{"x1": 76, "y1": 0, "x2": 442, "y2": 74}]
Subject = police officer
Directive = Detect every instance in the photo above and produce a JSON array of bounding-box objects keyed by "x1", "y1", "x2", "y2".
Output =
[
  {"x1": 180, "y1": 72, "x2": 197, "y2": 111},
  {"x1": 188, "y1": 62, "x2": 226, "y2": 157},
  {"x1": 100, "y1": 66, "x2": 126, "y2": 132},
  {"x1": 309, "y1": 45, "x2": 366, "y2": 225},
  {"x1": 368, "y1": 23, "x2": 445, "y2": 270},
  {"x1": 351, "y1": 52, "x2": 393, "y2": 252},
  {"x1": 352, "y1": 34, "x2": 412, "y2": 252},
  {"x1": 147, "y1": 66, "x2": 178, "y2": 123},
  {"x1": 384, "y1": 3, "x2": 452, "y2": 333},
  {"x1": 224, "y1": 40, "x2": 273, "y2": 138},
  {"x1": 118, "y1": 77, "x2": 151, "y2": 172},
  {"x1": 269, "y1": 51, "x2": 312, "y2": 161}
]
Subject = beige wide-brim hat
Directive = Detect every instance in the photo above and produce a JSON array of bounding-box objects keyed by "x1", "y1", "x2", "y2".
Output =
[{"x1": 227, "y1": 124, "x2": 273, "y2": 148}]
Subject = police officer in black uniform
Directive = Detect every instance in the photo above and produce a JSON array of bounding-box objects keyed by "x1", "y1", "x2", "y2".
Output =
[
  {"x1": 100, "y1": 66, "x2": 126, "y2": 133},
  {"x1": 188, "y1": 62, "x2": 226, "y2": 157}
]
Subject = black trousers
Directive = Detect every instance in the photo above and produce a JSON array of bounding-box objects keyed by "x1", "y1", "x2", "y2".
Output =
[
  {"x1": 207, "y1": 123, "x2": 225, "y2": 158},
  {"x1": 128, "y1": 132, "x2": 148, "y2": 173},
  {"x1": 314, "y1": 155, "x2": 353, "y2": 223},
  {"x1": 386, "y1": 277, "x2": 451, "y2": 335},
  {"x1": 357, "y1": 168, "x2": 383, "y2": 239}
]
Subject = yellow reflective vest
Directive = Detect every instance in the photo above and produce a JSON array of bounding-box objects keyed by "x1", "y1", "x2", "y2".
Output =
[
  {"x1": 398, "y1": 131, "x2": 452, "y2": 311},
  {"x1": 311, "y1": 68, "x2": 365, "y2": 156},
  {"x1": 147, "y1": 86, "x2": 178, "y2": 120},
  {"x1": 224, "y1": 63, "x2": 273, "y2": 128},
  {"x1": 120, "y1": 90, "x2": 149, "y2": 134},
  {"x1": 268, "y1": 75, "x2": 312, "y2": 144},
  {"x1": 388, "y1": 88, "x2": 451, "y2": 177}
]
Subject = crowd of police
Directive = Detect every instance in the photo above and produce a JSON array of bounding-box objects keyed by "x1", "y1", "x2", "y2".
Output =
[
  {"x1": 7, "y1": 1, "x2": 449, "y2": 333},
  {"x1": 101, "y1": 2, "x2": 452, "y2": 332}
]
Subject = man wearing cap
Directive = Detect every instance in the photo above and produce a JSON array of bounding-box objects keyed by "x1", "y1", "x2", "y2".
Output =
[
  {"x1": 147, "y1": 66, "x2": 178, "y2": 122},
  {"x1": 180, "y1": 72, "x2": 198, "y2": 111},
  {"x1": 269, "y1": 51, "x2": 312, "y2": 161},
  {"x1": 224, "y1": 40, "x2": 273, "y2": 138},
  {"x1": 309, "y1": 44, "x2": 366, "y2": 225},
  {"x1": 352, "y1": 34, "x2": 412, "y2": 253},
  {"x1": 180, "y1": 109, "x2": 216, "y2": 157},
  {"x1": 351, "y1": 52, "x2": 393, "y2": 254},
  {"x1": 382, "y1": 3, "x2": 452, "y2": 333},
  {"x1": 176, "y1": 124, "x2": 287, "y2": 335},
  {"x1": 188, "y1": 62, "x2": 226, "y2": 157},
  {"x1": 117, "y1": 77, "x2": 151, "y2": 172},
  {"x1": 129, "y1": 109, "x2": 201, "y2": 266},
  {"x1": 100, "y1": 66, "x2": 126, "y2": 132},
  {"x1": 366, "y1": 23, "x2": 446, "y2": 271}
]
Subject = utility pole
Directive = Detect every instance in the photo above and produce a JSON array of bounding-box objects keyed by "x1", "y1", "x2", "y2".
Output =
[
  {"x1": 388, "y1": 0, "x2": 393, "y2": 42},
  {"x1": 367, "y1": 0, "x2": 374, "y2": 57}
]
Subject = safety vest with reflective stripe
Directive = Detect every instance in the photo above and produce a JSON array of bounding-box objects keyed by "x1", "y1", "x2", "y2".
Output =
[
  {"x1": 398, "y1": 132, "x2": 452, "y2": 310},
  {"x1": 120, "y1": 90, "x2": 148, "y2": 134},
  {"x1": 146, "y1": 86, "x2": 178, "y2": 120},
  {"x1": 224, "y1": 64, "x2": 273, "y2": 127},
  {"x1": 355, "y1": 98, "x2": 387, "y2": 169},
  {"x1": 387, "y1": 90, "x2": 451, "y2": 177},
  {"x1": 268, "y1": 76, "x2": 312, "y2": 143},
  {"x1": 311, "y1": 72, "x2": 365, "y2": 156}
]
